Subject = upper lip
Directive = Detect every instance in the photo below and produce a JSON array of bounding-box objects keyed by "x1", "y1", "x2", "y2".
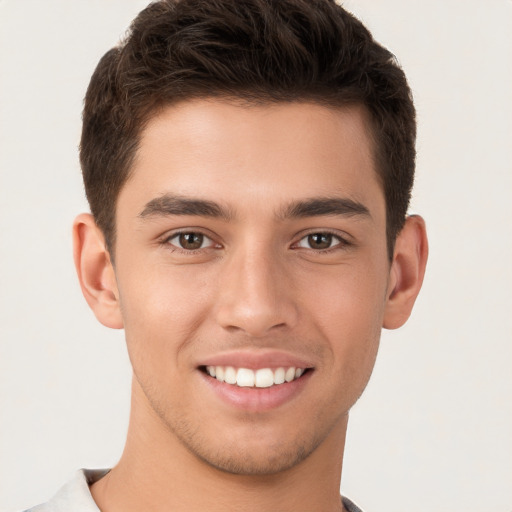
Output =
[{"x1": 198, "y1": 350, "x2": 315, "y2": 370}]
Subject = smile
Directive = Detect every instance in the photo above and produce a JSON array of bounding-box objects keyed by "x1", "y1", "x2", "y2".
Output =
[{"x1": 204, "y1": 366, "x2": 306, "y2": 388}]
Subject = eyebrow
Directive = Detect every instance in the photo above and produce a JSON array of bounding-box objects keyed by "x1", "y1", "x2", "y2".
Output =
[
  {"x1": 139, "y1": 194, "x2": 370, "y2": 222},
  {"x1": 279, "y1": 197, "x2": 371, "y2": 220},
  {"x1": 139, "y1": 195, "x2": 233, "y2": 220}
]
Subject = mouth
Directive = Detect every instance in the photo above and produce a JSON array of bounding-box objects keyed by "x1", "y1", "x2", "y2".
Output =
[{"x1": 200, "y1": 365, "x2": 310, "y2": 388}]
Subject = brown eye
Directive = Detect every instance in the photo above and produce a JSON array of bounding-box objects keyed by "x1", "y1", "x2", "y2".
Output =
[
  {"x1": 178, "y1": 232, "x2": 204, "y2": 250},
  {"x1": 164, "y1": 231, "x2": 219, "y2": 253},
  {"x1": 164, "y1": 231, "x2": 215, "y2": 251},
  {"x1": 296, "y1": 232, "x2": 342, "y2": 250},
  {"x1": 307, "y1": 233, "x2": 333, "y2": 249}
]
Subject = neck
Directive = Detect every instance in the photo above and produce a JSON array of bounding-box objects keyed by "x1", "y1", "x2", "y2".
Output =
[{"x1": 91, "y1": 377, "x2": 348, "y2": 512}]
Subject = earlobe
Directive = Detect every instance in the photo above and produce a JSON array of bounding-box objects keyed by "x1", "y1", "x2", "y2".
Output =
[
  {"x1": 73, "y1": 213, "x2": 124, "y2": 329},
  {"x1": 383, "y1": 215, "x2": 428, "y2": 330}
]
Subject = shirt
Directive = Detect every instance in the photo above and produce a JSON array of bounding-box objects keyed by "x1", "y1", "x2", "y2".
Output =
[{"x1": 24, "y1": 468, "x2": 364, "y2": 512}]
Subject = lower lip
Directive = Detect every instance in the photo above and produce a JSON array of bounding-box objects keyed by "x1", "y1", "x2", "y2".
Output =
[{"x1": 199, "y1": 370, "x2": 312, "y2": 412}]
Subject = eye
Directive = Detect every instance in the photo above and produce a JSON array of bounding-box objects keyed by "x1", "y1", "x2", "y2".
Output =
[
  {"x1": 296, "y1": 232, "x2": 342, "y2": 250},
  {"x1": 166, "y1": 232, "x2": 215, "y2": 251}
]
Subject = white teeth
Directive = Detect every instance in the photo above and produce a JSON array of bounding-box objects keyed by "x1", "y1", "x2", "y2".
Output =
[
  {"x1": 205, "y1": 365, "x2": 307, "y2": 387},
  {"x1": 274, "y1": 367, "x2": 285, "y2": 385},
  {"x1": 215, "y1": 366, "x2": 225, "y2": 382},
  {"x1": 236, "y1": 368, "x2": 255, "y2": 387},
  {"x1": 285, "y1": 367, "x2": 296, "y2": 382},
  {"x1": 255, "y1": 368, "x2": 274, "y2": 388},
  {"x1": 224, "y1": 366, "x2": 237, "y2": 384}
]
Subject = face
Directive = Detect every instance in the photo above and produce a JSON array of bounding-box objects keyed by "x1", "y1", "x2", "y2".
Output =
[{"x1": 112, "y1": 100, "x2": 392, "y2": 475}]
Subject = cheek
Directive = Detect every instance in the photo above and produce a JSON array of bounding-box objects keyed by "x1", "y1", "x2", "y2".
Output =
[
  {"x1": 116, "y1": 263, "x2": 214, "y2": 372},
  {"x1": 303, "y1": 259, "x2": 388, "y2": 378}
]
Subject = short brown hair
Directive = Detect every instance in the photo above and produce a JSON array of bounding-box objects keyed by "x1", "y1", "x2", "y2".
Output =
[{"x1": 80, "y1": 0, "x2": 416, "y2": 259}]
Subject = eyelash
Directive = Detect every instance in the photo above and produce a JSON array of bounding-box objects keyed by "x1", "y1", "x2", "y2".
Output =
[
  {"x1": 160, "y1": 230, "x2": 220, "y2": 254},
  {"x1": 159, "y1": 229, "x2": 351, "y2": 255},
  {"x1": 292, "y1": 230, "x2": 351, "y2": 254}
]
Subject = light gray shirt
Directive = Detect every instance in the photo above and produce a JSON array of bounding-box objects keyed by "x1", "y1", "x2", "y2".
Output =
[{"x1": 24, "y1": 468, "x2": 364, "y2": 512}]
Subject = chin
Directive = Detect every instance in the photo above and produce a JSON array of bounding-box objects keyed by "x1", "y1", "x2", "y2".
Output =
[
  {"x1": 192, "y1": 439, "x2": 312, "y2": 476},
  {"x1": 169, "y1": 417, "x2": 331, "y2": 477}
]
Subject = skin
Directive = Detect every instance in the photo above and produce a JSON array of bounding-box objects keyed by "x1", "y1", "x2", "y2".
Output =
[{"x1": 74, "y1": 100, "x2": 428, "y2": 512}]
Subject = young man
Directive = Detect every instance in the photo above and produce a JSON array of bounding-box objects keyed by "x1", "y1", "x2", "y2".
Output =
[{"x1": 26, "y1": 0, "x2": 427, "y2": 510}]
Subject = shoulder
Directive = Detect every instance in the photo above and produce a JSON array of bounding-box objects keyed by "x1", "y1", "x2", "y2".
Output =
[
  {"x1": 342, "y1": 495, "x2": 365, "y2": 512},
  {"x1": 22, "y1": 469, "x2": 109, "y2": 512}
]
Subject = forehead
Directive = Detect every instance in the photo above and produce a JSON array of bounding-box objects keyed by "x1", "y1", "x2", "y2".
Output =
[{"x1": 121, "y1": 99, "x2": 383, "y2": 218}]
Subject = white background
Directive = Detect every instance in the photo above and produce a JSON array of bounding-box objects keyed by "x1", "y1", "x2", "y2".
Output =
[{"x1": 1, "y1": 1, "x2": 511, "y2": 511}]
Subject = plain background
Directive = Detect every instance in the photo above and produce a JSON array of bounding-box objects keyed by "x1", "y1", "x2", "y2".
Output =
[{"x1": 1, "y1": 1, "x2": 511, "y2": 511}]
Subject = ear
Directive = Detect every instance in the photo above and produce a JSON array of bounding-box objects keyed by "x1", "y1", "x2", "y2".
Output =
[
  {"x1": 73, "y1": 213, "x2": 124, "y2": 329},
  {"x1": 383, "y1": 215, "x2": 428, "y2": 330}
]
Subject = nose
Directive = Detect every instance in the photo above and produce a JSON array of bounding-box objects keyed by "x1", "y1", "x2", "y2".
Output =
[{"x1": 214, "y1": 246, "x2": 299, "y2": 338}]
